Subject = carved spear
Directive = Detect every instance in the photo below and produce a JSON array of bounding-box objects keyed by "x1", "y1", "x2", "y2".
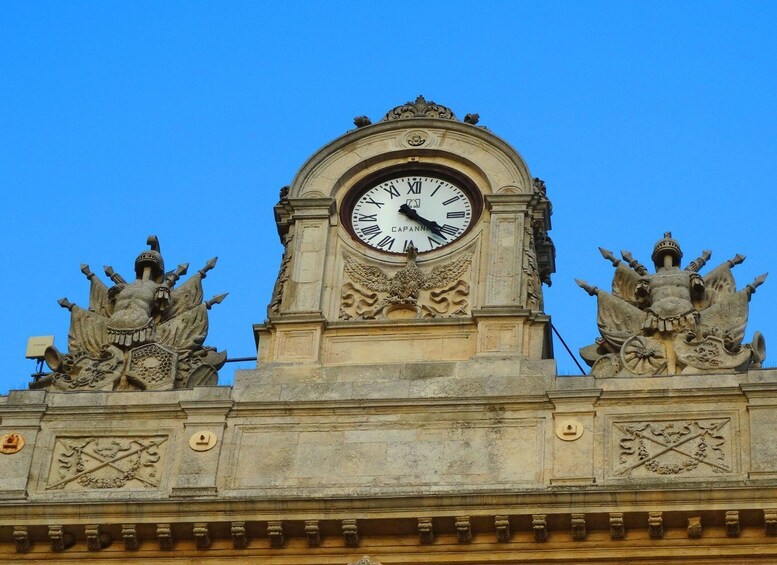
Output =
[
  {"x1": 620, "y1": 250, "x2": 648, "y2": 275},
  {"x1": 205, "y1": 293, "x2": 228, "y2": 309},
  {"x1": 746, "y1": 273, "x2": 768, "y2": 297},
  {"x1": 598, "y1": 247, "x2": 621, "y2": 267},
  {"x1": 103, "y1": 265, "x2": 127, "y2": 285},
  {"x1": 165, "y1": 263, "x2": 189, "y2": 289},
  {"x1": 80, "y1": 263, "x2": 97, "y2": 280},
  {"x1": 727, "y1": 254, "x2": 746, "y2": 268},
  {"x1": 198, "y1": 257, "x2": 218, "y2": 279},
  {"x1": 685, "y1": 250, "x2": 712, "y2": 272},
  {"x1": 575, "y1": 279, "x2": 599, "y2": 296}
]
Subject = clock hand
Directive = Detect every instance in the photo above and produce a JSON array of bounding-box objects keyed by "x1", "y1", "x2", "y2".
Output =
[{"x1": 398, "y1": 204, "x2": 446, "y2": 239}]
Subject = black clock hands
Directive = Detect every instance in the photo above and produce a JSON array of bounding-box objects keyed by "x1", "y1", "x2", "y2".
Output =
[{"x1": 398, "y1": 204, "x2": 446, "y2": 239}]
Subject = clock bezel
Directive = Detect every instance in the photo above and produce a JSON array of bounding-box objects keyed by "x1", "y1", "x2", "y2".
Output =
[{"x1": 340, "y1": 164, "x2": 483, "y2": 255}]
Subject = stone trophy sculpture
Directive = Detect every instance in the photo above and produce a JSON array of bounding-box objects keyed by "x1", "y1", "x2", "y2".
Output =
[
  {"x1": 577, "y1": 232, "x2": 767, "y2": 377},
  {"x1": 33, "y1": 236, "x2": 227, "y2": 391}
]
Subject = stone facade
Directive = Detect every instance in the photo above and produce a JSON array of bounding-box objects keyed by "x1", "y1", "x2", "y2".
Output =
[{"x1": 3, "y1": 369, "x2": 777, "y2": 562}]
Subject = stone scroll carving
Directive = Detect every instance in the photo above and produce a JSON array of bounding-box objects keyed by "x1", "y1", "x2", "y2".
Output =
[
  {"x1": 339, "y1": 246, "x2": 471, "y2": 320},
  {"x1": 33, "y1": 236, "x2": 227, "y2": 391},
  {"x1": 46, "y1": 436, "x2": 168, "y2": 490},
  {"x1": 381, "y1": 95, "x2": 456, "y2": 122},
  {"x1": 614, "y1": 419, "x2": 731, "y2": 477},
  {"x1": 578, "y1": 233, "x2": 767, "y2": 377}
]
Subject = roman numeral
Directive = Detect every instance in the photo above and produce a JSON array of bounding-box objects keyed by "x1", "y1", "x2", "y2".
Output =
[
  {"x1": 439, "y1": 224, "x2": 458, "y2": 236},
  {"x1": 403, "y1": 239, "x2": 415, "y2": 252},
  {"x1": 376, "y1": 235, "x2": 396, "y2": 250},
  {"x1": 427, "y1": 236, "x2": 444, "y2": 249},
  {"x1": 446, "y1": 211, "x2": 465, "y2": 219},
  {"x1": 360, "y1": 224, "x2": 381, "y2": 240},
  {"x1": 383, "y1": 185, "x2": 400, "y2": 199},
  {"x1": 442, "y1": 195, "x2": 460, "y2": 206},
  {"x1": 365, "y1": 197, "x2": 385, "y2": 208},
  {"x1": 406, "y1": 180, "x2": 422, "y2": 194},
  {"x1": 430, "y1": 183, "x2": 443, "y2": 197},
  {"x1": 357, "y1": 213, "x2": 377, "y2": 222}
]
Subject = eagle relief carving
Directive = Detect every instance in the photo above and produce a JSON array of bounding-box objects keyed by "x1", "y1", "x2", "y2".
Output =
[{"x1": 340, "y1": 245, "x2": 472, "y2": 320}]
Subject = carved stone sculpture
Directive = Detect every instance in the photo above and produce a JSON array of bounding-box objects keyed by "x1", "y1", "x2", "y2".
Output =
[
  {"x1": 340, "y1": 245, "x2": 471, "y2": 320},
  {"x1": 578, "y1": 233, "x2": 766, "y2": 377},
  {"x1": 33, "y1": 236, "x2": 227, "y2": 391}
]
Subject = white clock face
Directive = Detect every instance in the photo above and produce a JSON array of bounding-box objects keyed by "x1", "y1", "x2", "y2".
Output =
[{"x1": 349, "y1": 174, "x2": 474, "y2": 254}]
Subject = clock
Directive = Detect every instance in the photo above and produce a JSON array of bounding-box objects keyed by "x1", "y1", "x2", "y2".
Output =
[{"x1": 346, "y1": 172, "x2": 477, "y2": 254}]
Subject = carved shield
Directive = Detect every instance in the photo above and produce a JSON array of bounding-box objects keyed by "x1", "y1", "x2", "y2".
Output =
[{"x1": 125, "y1": 343, "x2": 177, "y2": 390}]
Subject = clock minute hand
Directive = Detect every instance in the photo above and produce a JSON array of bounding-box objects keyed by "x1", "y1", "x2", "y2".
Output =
[{"x1": 398, "y1": 204, "x2": 446, "y2": 239}]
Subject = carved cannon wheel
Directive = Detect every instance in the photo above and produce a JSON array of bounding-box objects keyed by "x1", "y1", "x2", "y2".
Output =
[{"x1": 620, "y1": 336, "x2": 667, "y2": 375}]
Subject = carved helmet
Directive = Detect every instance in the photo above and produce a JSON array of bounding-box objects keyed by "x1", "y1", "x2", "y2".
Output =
[
  {"x1": 135, "y1": 235, "x2": 165, "y2": 281},
  {"x1": 651, "y1": 231, "x2": 682, "y2": 268}
]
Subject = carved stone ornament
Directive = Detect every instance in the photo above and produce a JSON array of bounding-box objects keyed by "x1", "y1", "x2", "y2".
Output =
[
  {"x1": 403, "y1": 129, "x2": 428, "y2": 147},
  {"x1": 349, "y1": 557, "x2": 383, "y2": 565},
  {"x1": 381, "y1": 95, "x2": 456, "y2": 122},
  {"x1": 32, "y1": 236, "x2": 228, "y2": 391},
  {"x1": 46, "y1": 435, "x2": 168, "y2": 490},
  {"x1": 340, "y1": 246, "x2": 472, "y2": 320},
  {"x1": 578, "y1": 233, "x2": 767, "y2": 377},
  {"x1": 615, "y1": 419, "x2": 730, "y2": 478}
]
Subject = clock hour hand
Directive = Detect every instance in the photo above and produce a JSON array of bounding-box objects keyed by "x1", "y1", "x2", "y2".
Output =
[{"x1": 398, "y1": 204, "x2": 446, "y2": 239}]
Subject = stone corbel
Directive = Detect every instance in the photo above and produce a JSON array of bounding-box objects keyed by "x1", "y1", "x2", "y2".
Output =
[
  {"x1": 455, "y1": 516, "x2": 472, "y2": 543},
  {"x1": 726, "y1": 511, "x2": 740, "y2": 537},
  {"x1": 122, "y1": 524, "x2": 138, "y2": 550},
  {"x1": 495, "y1": 515, "x2": 510, "y2": 542},
  {"x1": 687, "y1": 516, "x2": 703, "y2": 538},
  {"x1": 268, "y1": 520, "x2": 285, "y2": 548},
  {"x1": 532, "y1": 514, "x2": 548, "y2": 542},
  {"x1": 418, "y1": 518, "x2": 434, "y2": 544},
  {"x1": 648, "y1": 512, "x2": 663, "y2": 539},
  {"x1": 342, "y1": 519, "x2": 359, "y2": 547},
  {"x1": 13, "y1": 526, "x2": 29, "y2": 553},
  {"x1": 305, "y1": 520, "x2": 321, "y2": 547},
  {"x1": 609, "y1": 513, "x2": 624, "y2": 540},
  {"x1": 231, "y1": 521, "x2": 247, "y2": 549},
  {"x1": 157, "y1": 523, "x2": 173, "y2": 550},
  {"x1": 193, "y1": 522, "x2": 210, "y2": 549},
  {"x1": 48, "y1": 525, "x2": 73, "y2": 552},
  {"x1": 85, "y1": 524, "x2": 110, "y2": 551},
  {"x1": 765, "y1": 510, "x2": 777, "y2": 536},
  {"x1": 571, "y1": 513, "x2": 587, "y2": 540}
]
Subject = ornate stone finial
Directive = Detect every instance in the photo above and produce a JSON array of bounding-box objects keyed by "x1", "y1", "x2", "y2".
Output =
[
  {"x1": 381, "y1": 95, "x2": 457, "y2": 122},
  {"x1": 464, "y1": 113, "x2": 479, "y2": 125},
  {"x1": 579, "y1": 235, "x2": 767, "y2": 377},
  {"x1": 32, "y1": 236, "x2": 228, "y2": 392},
  {"x1": 353, "y1": 115, "x2": 372, "y2": 128}
]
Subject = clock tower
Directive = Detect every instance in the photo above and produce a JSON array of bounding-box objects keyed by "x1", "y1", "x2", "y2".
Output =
[{"x1": 253, "y1": 96, "x2": 555, "y2": 376}]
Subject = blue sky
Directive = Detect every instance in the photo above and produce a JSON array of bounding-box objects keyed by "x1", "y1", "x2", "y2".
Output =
[{"x1": 2, "y1": 2, "x2": 776, "y2": 392}]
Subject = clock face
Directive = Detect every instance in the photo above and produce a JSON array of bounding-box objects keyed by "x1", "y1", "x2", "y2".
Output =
[{"x1": 348, "y1": 174, "x2": 475, "y2": 254}]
